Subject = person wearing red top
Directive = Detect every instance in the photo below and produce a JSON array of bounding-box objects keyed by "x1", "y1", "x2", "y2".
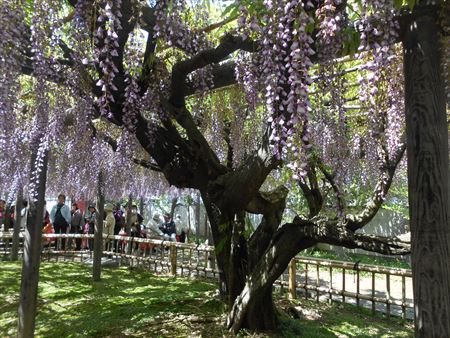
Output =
[
  {"x1": 0, "y1": 199, "x2": 12, "y2": 232},
  {"x1": 0, "y1": 199, "x2": 6, "y2": 228}
]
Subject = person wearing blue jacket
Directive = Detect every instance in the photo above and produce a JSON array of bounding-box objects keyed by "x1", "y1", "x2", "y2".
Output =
[{"x1": 50, "y1": 194, "x2": 71, "y2": 249}]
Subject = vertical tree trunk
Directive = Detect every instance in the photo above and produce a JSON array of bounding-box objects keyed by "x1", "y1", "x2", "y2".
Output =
[
  {"x1": 170, "y1": 197, "x2": 178, "y2": 217},
  {"x1": 403, "y1": 3, "x2": 450, "y2": 337},
  {"x1": 228, "y1": 215, "x2": 248, "y2": 307},
  {"x1": 11, "y1": 188, "x2": 24, "y2": 261},
  {"x1": 17, "y1": 150, "x2": 48, "y2": 338},
  {"x1": 126, "y1": 194, "x2": 132, "y2": 234},
  {"x1": 93, "y1": 171, "x2": 105, "y2": 281},
  {"x1": 139, "y1": 196, "x2": 144, "y2": 218},
  {"x1": 195, "y1": 193, "x2": 201, "y2": 243},
  {"x1": 148, "y1": 199, "x2": 152, "y2": 219},
  {"x1": 242, "y1": 288, "x2": 278, "y2": 331}
]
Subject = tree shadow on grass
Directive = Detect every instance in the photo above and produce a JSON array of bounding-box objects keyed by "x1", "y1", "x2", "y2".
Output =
[
  {"x1": 277, "y1": 296, "x2": 413, "y2": 338},
  {"x1": 0, "y1": 262, "x2": 221, "y2": 337},
  {"x1": 0, "y1": 262, "x2": 413, "y2": 337}
]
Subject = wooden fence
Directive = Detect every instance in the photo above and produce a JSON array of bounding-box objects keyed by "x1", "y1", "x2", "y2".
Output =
[
  {"x1": 277, "y1": 256, "x2": 413, "y2": 319},
  {"x1": 0, "y1": 231, "x2": 413, "y2": 319}
]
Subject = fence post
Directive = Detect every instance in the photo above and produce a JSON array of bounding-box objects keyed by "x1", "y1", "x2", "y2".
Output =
[
  {"x1": 170, "y1": 243, "x2": 177, "y2": 276},
  {"x1": 289, "y1": 257, "x2": 297, "y2": 299}
]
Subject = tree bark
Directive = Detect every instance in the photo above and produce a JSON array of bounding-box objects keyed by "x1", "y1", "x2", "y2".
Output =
[
  {"x1": 227, "y1": 227, "x2": 314, "y2": 333},
  {"x1": 18, "y1": 150, "x2": 48, "y2": 338},
  {"x1": 139, "y1": 196, "x2": 144, "y2": 217},
  {"x1": 187, "y1": 201, "x2": 191, "y2": 242},
  {"x1": 242, "y1": 287, "x2": 278, "y2": 331},
  {"x1": 228, "y1": 214, "x2": 248, "y2": 307},
  {"x1": 11, "y1": 188, "x2": 24, "y2": 261},
  {"x1": 403, "y1": 2, "x2": 450, "y2": 337},
  {"x1": 170, "y1": 197, "x2": 178, "y2": 218},
  {"x1": 93, "y1": 171, "x2": 105, "y2": 281},
  {"x1": 126, "y1": 194, "x2": 132, "y2": 234},
  {"x1": 195, "y1": 193, "x2": 201, "y2": 243},
  {"x1": 201, "y1": 199, "x2": 229, "y2": 297}
]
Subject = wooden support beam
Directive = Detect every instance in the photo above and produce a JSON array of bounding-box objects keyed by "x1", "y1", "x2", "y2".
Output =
[
  {"x1": 11, "y1": 188, "x2": 24, "y2": 261},
  {"x1": 402, "y1": 2, "x2": 450, "y2": 336},
  {"x1": 288, "y1": 258, "x2": 297, "y2": 300},
  {"x1": 93, "y1": 171, "x2": 105, "y2": 281},
  {"x1": 170, "y1": 243, "x2": 177, "y2": 276}
]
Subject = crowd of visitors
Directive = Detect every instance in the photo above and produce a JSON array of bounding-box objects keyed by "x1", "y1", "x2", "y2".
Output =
[{"x1": 0, "y1": 194, "x2": 190, "y2": 252}]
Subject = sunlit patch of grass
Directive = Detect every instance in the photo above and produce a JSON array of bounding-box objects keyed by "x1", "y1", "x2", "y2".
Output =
[
  {"x1": 0, "y1": 262, "x2": 413, "y2": 337},
  {"x1": 0, "y1": 261, "x2": 219, "y2": 337},
  {"x1": 279, "y1": 298, "x2": 413, "y2": 338}
]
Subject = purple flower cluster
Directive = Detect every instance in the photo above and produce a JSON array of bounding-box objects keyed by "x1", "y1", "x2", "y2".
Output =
[
  {"x1": 154, "y1": 0, "x2": 210, "y2": 56},
  {"x1": 261, "y1": 1, "x2": 315, "y2": 173},
  {"x1": 357, "y1": 0, "x2": 404, "y2": 166},
  {"x1": 0, "y1": 3, "x2": 28, "y2": 192},
  {"x1": 315, "y1": 0, "x2": 347, "y2": 61},
  {"x1": 94, "y1": 0, "x2": 123, "y2": 118}
]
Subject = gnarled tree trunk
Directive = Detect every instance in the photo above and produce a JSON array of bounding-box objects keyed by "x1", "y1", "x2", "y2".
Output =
[{"x1": 201, "y1": 184, "x2": 291, "y2": 331}]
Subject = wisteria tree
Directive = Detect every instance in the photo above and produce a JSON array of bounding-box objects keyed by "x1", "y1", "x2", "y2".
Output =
[{"x1": 1, "y1": 0, "x2": 448, "y2": 335}]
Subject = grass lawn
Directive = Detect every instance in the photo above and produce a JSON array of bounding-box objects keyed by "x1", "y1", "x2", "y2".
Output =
[{"x1": 0, "y1": 261, "x2": 413, "y2": 337}]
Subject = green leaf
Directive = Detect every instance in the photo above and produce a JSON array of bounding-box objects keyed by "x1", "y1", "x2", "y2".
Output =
[
  {"x1": 407, "y1": 0, "x2": 416, "y2": 10},
  {"x1": 228, "y1": 5, "x2": 240, "y2": 20},
  {"x1": 215, "y1": 237, "x2": 229, "y2": 254},
  {"x1": 393, "y1": 0, "x2": 404, "y2": 10},
  {"x1": 221, "y1": 2, "x2": 238, "y2": 18},
  {"x1": 306, "y1": 21, "x2": 315, "y2": 34},
  {"x1": 218, "y1": 222, "x2": 229, "y2": 232},
  {"x1": 351, "y1": 30, "x2": 361, "y2": 55}
]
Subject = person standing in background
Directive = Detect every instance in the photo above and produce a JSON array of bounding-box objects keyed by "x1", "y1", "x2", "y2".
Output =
[
  {"x1": 20, "y1": 201, "x2": 29, "y2": 229},
  {"x1": 103, "y1": 204, "x2": 115, "y2": 250},
  {"x1": 175, "y1": 214, "x2": 187, "y2": 243},
  {"x1": 85, "y1": 205, "x2": 97, "y2": 251},
  {"x1": 0, "y1": 200, "x2": 7, "y2": 231},
  {"x1": 50, "y1": 194, "x2": 71, "y2": 249},
  {"x1": 69, "y1": 203, "x2": 84, "y2": 250},
  {"x1": 161, "y1": 212, "x2": 176, "y2": 241}
]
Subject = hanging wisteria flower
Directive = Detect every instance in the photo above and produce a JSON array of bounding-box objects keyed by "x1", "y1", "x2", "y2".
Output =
[{"x1": 94, "y1": 0, "x2": 123, "y2": 118}]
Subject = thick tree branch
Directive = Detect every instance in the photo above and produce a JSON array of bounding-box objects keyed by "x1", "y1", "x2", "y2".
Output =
[
  {"x1": 316, "y1": 158, "x2": 346, "y2": 212},
  {"x1": 247, "y1": 186, "x2": 289, "y2": 270},
  {"x1": 170, "y1": 34, "x2": 258, "y2": 107},
  {"x1": 140, "y1": 5, "x2": 157, "y2": 32},
  {"x1": 346, "y1": 139, "x2": 407, "y2": 231},
  {"x1": 227, "y1": 213, "x2": 410, "y2": 331},
  {"x1": 351, "y1": 233, "x2": 410, "y2": 255},
  {"x1": 132, "y1": 158, "x2": 161, "y2": 171},
  {"x1": 198, "y1": 15, "x2": 239, "y2": 33},
  {"x1": 161, "y1": 100, "x2": 228, "y2": 177},
  {"x1": 223, "y1": 121, "x2": 234, "y2": 169},
  {"x1": 210, "y1": 128, "x2": 280, "y2": 213},
  {"x1": 185, "y1": 61, "x2": 236, "y2": 96},
  {"x1": 88, "y1": 121, "x2": 162, "y2": 172},
  {"x1": 284, "y1": 213, "x2": 410, "y2": 255},
  {"x1": 298, "y1": 162, "x2": 324, "y2": 218},
  {"x1": 190, "y1": 8, "x2": 420, "y2": 95}
]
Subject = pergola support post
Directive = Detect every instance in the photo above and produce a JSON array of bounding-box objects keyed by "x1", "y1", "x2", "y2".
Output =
[{"x1": 402, "y1": 2, "x2": 450, "y2": 337}]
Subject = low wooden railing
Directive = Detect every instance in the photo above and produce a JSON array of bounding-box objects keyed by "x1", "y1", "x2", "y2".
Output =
[
  {"x1": 0, "y1": 231, "x2": 413, "y2": 319},
  {"x1": 277, "y1": 257, "x2": 413, "y2": 319},
  {"x1": 0, "y1": 231, "x2": 219, "y2": 279}
]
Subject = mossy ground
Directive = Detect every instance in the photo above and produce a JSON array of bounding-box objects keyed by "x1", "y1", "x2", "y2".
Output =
[{"x1": 0, "y1": 261, "x2": 412, "y2": 337}]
